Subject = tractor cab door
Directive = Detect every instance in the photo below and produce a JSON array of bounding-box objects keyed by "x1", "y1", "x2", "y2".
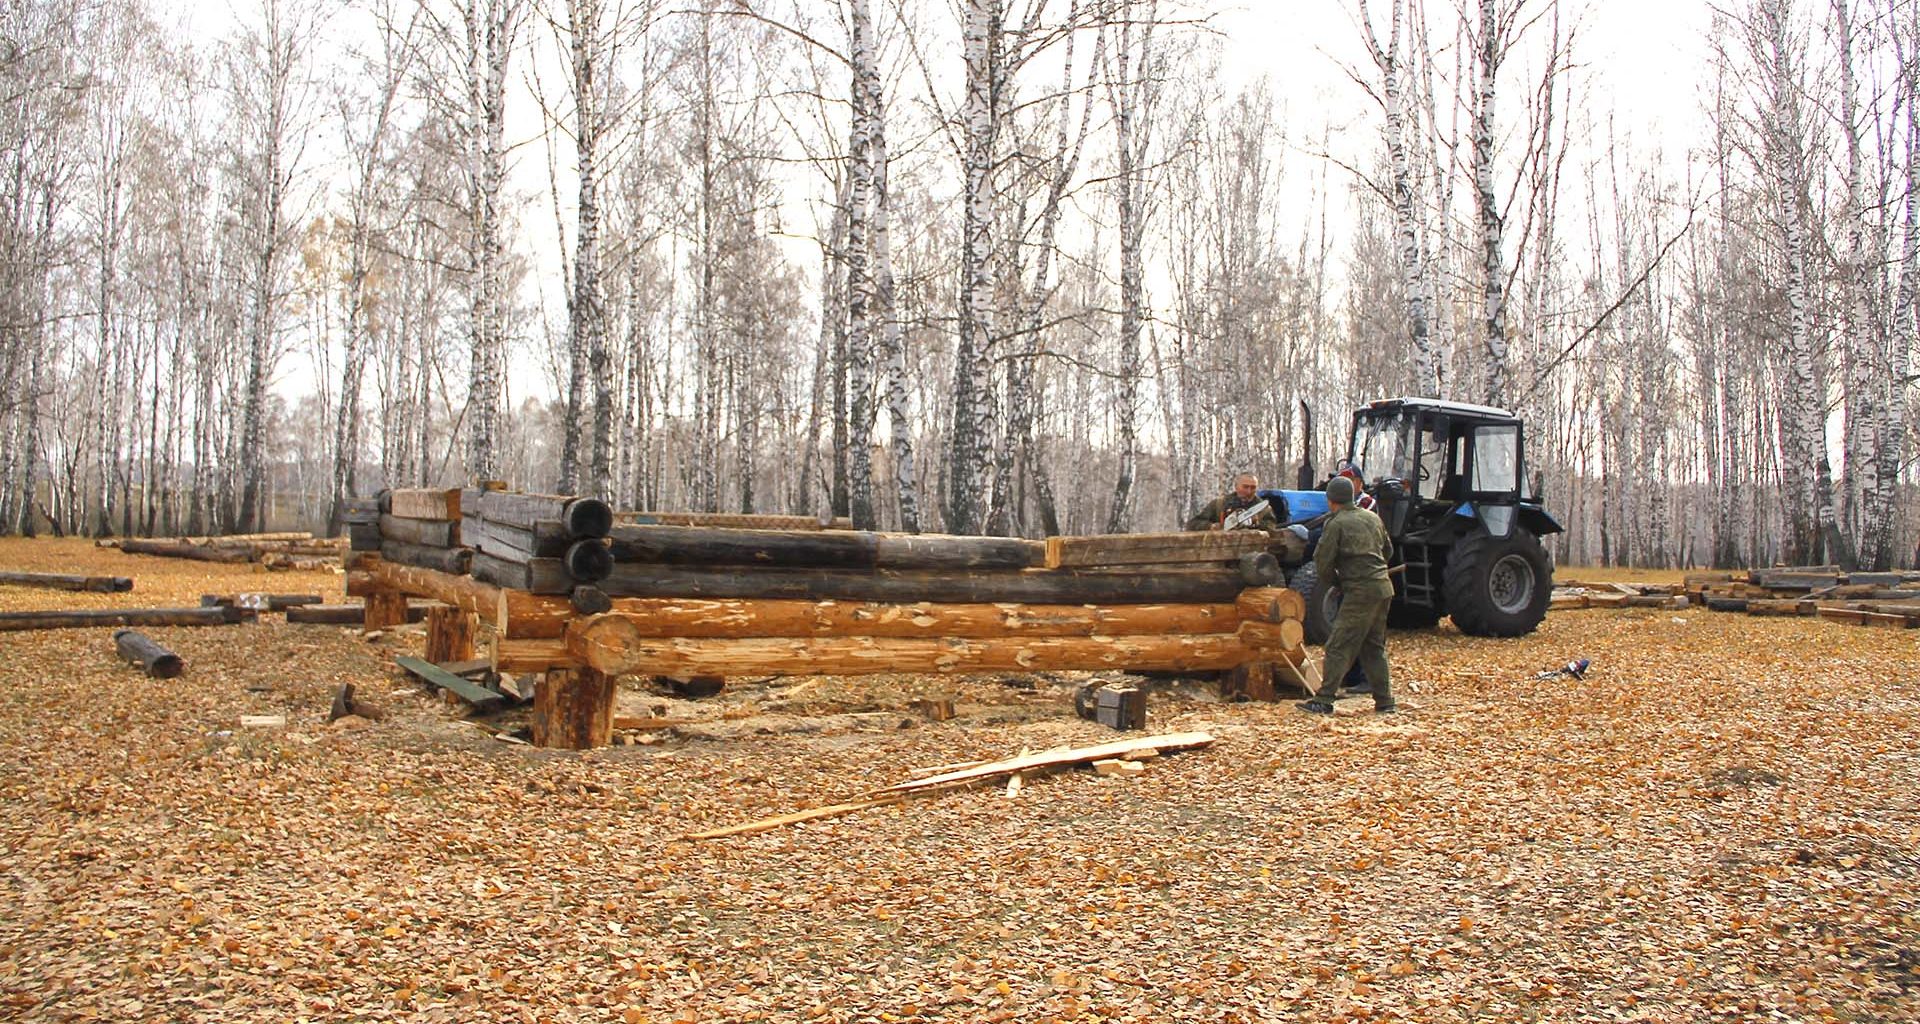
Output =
[{"x1": 1464, "y1": 421, "x2": 1524, "y2": 537}]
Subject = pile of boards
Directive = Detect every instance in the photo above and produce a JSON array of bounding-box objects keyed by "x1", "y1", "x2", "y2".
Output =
[
  {"x1": 103, "y1": 532, "x2": 345, "y2": 570},
  {"x1": 1555, "y1": 566, "x2": 1920, "y2": 629}
]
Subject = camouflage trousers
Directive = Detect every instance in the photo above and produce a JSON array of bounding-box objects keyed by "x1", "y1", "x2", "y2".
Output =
[{"x1": 1313, "y1": 586, "x2": 1393, "y2": 708}]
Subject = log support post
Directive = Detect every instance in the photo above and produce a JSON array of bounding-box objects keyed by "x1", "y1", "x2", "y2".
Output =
[
  {"x1": 364, "y1": 591, "x2": 409, "y2": 630},
  {"x1": 534, "y1": 666, "x2": 616, "y2": 749},
  {"x1": 425, "y1": 606, "x2": 477, "y2": 664},
  {"x1": 1222, "y1": 661, "x2": 1280, "y2": 702}
]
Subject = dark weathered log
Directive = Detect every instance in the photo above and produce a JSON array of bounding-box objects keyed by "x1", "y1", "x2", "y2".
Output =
[
  {"x1": 113, "y1": 629, "x2": 184, "y2": 678},
  {"x1": 475, "y1": 491, "x2": 613, "y2": 538},
  {"x1": 470, "y1": 551, "x2": 572, "y2": 594},
  {"x1": 468, "y1": 518, "x2": 571, "y2": 561},
  {"x1": 348, "y1": 522, "x2": 383, "y2": 551},
  {"x1": 0, "y1": 606, "x2": 246, "y2": 632},
  {"x1": 596, "y1": 564, "x2": 1246, "y2": 604},
  {"x1": 1044, "y1": 530, "x2": 1277, "y2": 569},
  {"x1": 570, "y1": 586, "x2": 612, "y2": 615},
  {"x1": 200, "y1": 593, "x2": 324, "y2": 612},
  {"x1": 533, "y1": 666, "x2": 615, "y2": 748},
  {"x1": 379, "y1": 540, "x2": 472, "y2": 576},
  {"x1": 288, "y1": 603, "x2": 428, "y2": 625},
  {"x1": 386, "y1": 488, "x2": 461, "y2": 521},
  {"x1": 564, "y1": 539, "x2": 613, "y2": 582},
  {"x1": 342, "y1": 496, "x2": 382, "y2": 524},
  {"x1": 0, "y1": 571, "x2": 133, "y2": 593},
  {"x1": 379, "y1": 514, "x2": 459, "y2": 547},
  {"x1": 605, "y1": 524, "x2": 1041, "y2": 572},
  {"x1": 118, "y1": 539, "x2": 254, "y2": 563},
  {"x1": 1236, "y1": 551, "x2": 1281, "y2": 586}
]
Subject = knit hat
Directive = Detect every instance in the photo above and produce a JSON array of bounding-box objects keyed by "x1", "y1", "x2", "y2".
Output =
[{"x1": 1326, "y1": 475, "x2": 1356, "y2": 506}]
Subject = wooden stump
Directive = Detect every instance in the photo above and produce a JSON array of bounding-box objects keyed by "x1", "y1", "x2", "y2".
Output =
[
  {"x1": 425, "y1": 606, "x2": 477, "y2": 664},
  {"x1": 1222, "y1": 661, "x2": 1280, "y2": 702},
  {"x1": 534, "y1": 666, "x2": 616, "y2": 749},
  {"x1": 363, "y1": 592, "x2": 409, "y2": 630}
]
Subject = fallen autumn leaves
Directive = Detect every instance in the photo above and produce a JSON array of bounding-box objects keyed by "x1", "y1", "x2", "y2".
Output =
[{"x1": 0, "y1": 537, "x2": 1916, "y2": 1022}]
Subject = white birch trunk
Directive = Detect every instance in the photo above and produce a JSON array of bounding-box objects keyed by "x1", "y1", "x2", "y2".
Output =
[
  {"x1": 845, "y1": 0, "x2": 879, "y2": 529},
  {"x1": 946, "y1": 0, "x2": 1000, "y2": 534},
  {"x1": 1473, "y1": 0, "x2": 1510, "y2": 408}
]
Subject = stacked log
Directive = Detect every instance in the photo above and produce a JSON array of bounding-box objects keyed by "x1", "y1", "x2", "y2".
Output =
[
  {"x1": 113, "y1": 533, "x2": 344, "y2": 568},
  {"x1": 374, "y1": 488, "x2": 473, "y2": 575},
  {"x1": 1554, "y1": 566, "x2": 1920, "y2": 629},
  {"x1": 465, "y1": 490, "x2": 615, "y2": 597}
]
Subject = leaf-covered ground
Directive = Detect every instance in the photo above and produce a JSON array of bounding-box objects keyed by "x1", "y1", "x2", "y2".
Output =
[{"x1": 0, "y1": 537, "x2": 1915, "y2": 1022}]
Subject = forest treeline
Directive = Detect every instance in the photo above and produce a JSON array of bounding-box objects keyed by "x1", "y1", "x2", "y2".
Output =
[{"x1": 0, "y1": 0, "x2": 1911, "y2": 569}]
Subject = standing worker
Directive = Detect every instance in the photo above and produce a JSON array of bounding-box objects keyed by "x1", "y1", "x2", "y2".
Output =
[
  {"x1": 1297, "y1": 475, "x2": 1397, "y2": 715},
  {"x1": 1185, "y1": 473, "x2": 1280, "y2": 532}
]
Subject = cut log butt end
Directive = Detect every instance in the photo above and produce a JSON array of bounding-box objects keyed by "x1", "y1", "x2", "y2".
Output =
[{"x1": 113, "y1": 629, "x2": 183, "y2": 678}]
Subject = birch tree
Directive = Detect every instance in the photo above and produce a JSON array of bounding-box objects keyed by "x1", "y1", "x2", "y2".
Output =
[{"x1": 945, "y1": 0, "x2": 1003, "y2": 535}]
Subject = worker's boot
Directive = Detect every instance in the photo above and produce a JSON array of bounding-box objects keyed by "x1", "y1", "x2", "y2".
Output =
[{"x1": 1295, "y1": 699, "x2": 1334, "y2": 716}]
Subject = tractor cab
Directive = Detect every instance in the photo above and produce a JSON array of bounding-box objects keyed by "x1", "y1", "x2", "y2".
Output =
[{"x1": 1286, "y1": 397, "x2": 1563, "y2": 643}]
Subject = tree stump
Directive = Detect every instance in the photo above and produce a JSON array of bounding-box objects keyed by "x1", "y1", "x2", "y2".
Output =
[
  {"x1": 425, "y1": 606, "x2": 477, "y2": 664},
  {"x1": 534, "y1": 666, "x2": 616, "y2": 749},
  {"x1": 363, "y1": 592, "x2": 408, "y2": 630},
  {"x1": 1222, "y1": 661, "x2": 1281, "y2": 703}
]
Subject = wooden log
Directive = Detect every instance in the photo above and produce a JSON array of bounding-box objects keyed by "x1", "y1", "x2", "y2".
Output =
[
  {"x1": 378, "y1": 514, "x2": 459, "y2": 547},
  {"x1": 564, "y1": 539, "x2": 613, "y2": 582},
  {"x1": 386, "y1": 488, "x2": 462, "y2": 521},
  {"x1": 425, "y1": 606, "x2": 478, "y2": 664},
  {"x1": 597, "y1": 564, "x2": 1247, "y2": 605},
  {"x1": 475, "y1": 491, "x2": 613, "y2": 537},
  {"x1": 0, "y1": 606, "x2": 246, "y2": 632},
  {"x1": 1222, "y1": 661, "x2": 1279, "y2": 702},
  {"x1": 1237, "y1": 551, "x2": 1281, "y2": 586},
  {"x1": 470, "y1": 518, "x2": 572, "y2": 561},
  {"x1": 0, "y1": 571, "x2": 133, "y2": 593},
  {"x1": 379, "y1": 540, "x2": 473, "y2": 576},
  {"x1": 1236, "y1": 618, "x2": 1305, "y2": 653},
  {"x1": 470, "y1": 551, "x2": 571, "y2": 594},
  {"x1": 605, "y1": 524, "x2": 1042, "y2": 572},
  {"x1": 1044, "y1": 530, "x2": 1275, "y2": 569},
  {"x1": 363, "y1": 592, "x2": 409, "y2": 629},
  {"x1": 570, "y1": 586, "x2": 612, "y2": 615},
  {"x1": 200, "y1": 593, "x2": 324, "y2": 612},
  {"x1": 118, "y1": 539, "x2": 254, "y2": 563},
  {"x1": 619, "y1": 510, "x2": 851, "y2": 531},
  {"x1": 348, "y1": 522, "x2": 383, "y2": 551},
  {"x1": 493, "y1": 637, "x2": 576, "y2": 673},
  {"x1": 112, "y1": 629, "x2": 184, "y2": 678},
  {"x1": 568, "y1": 618, "x2": 1263, "y2": 678},
  {"x1": 342, "y1": 497, "x2": 382, "y2": 524},
  {"x1": 531, "y1": 598, "x2": 1241, "y2": 643},
  {"x1": 1236, "y1": 587, "x2": 1306, "y2": 624},
  {"x1": 533, "y1": 666, "x2": 616, "y2": 748},
  {"x1": 355, "y1": 558, "x2": 505, "y2": 625},
  {"x1": 288, "y1": 603, "x2": 428, "y2": 625}
]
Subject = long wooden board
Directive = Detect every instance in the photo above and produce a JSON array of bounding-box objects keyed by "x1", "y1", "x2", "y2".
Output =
[
  {"x1": 885, "y1": 732, "x2": 1216, "y2": 793},
  {"x1": 1044, "y1": 531, "x2": 1275, "y2": 569},
  {"x1": 394, "y1": 656, "x2": 505, "y2": 711}
]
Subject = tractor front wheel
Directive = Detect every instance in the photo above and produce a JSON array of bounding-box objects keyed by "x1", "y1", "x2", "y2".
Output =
[
  {"x1": 1287, "y1": 563, "x2": 1342, "y2": 646},
  {"x1": 1442, "y1": 528, "x2": 1552, "y2": 637}
]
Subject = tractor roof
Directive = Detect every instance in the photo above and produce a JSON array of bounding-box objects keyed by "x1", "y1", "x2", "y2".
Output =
[{"x1": 1362, "y1": 396, "x2": 1519, "y2": 423}]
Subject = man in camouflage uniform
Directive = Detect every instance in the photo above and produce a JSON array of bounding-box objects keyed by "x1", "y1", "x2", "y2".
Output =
[
  {"x1": 1185, "y1": 473, "x2": 1280, "y2": 533},
  {"x1": 1297, "y1": 475, "x2": 1397, "y2": 715}
]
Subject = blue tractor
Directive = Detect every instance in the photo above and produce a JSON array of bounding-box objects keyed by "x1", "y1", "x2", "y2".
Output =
[{"x1": 1260, "y1": 397, "x2": 1563, "y2": 644}]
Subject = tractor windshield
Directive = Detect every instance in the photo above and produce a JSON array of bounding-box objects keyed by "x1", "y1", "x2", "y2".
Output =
[{"x1": 1348, "y1": 412, "x2": 1415, "y2": 485}]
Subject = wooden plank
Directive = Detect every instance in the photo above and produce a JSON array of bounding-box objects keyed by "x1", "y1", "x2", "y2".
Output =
[
  {"x1": 884, "y1": 732, "x2": 1215, "y2": 794},
  {"x1": 681, "y1": 796, "x2": 904, "y2": 841},
  {"x1": 597, "y1": 564, "x2": 1246, "y2": 605},
  {"x1": 386, "y1": 488, "x2": 462, "y2": 522},
  {"x1": 568, "y1": 618, "x2": 1262, "y2": 678},
  {"x1": 0, "y1": 571, "x2": 133, "y2": 593},
  {"x1": 1044, "y1": 531, "x2": 1274, "y2": 569},
  {"x1": 379, "y1": 514, "x2": 459, "y2": 547},
  {"x1": 394, "y1": 655, "x2": 505, "y2": 711}
]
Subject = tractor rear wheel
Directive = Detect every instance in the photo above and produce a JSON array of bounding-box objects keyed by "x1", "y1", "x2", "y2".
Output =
[
  {"x1": 1287, "y1": 563, "x2": 1341, "y2": 646},
  {"x1": 1442, "y1": 527, "x2": 1552, "y2": 637}
]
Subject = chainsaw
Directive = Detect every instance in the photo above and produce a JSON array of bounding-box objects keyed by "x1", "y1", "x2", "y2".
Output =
[{"x1": 1222, "y1": 499, "x2": 1271, "y2": 531}]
